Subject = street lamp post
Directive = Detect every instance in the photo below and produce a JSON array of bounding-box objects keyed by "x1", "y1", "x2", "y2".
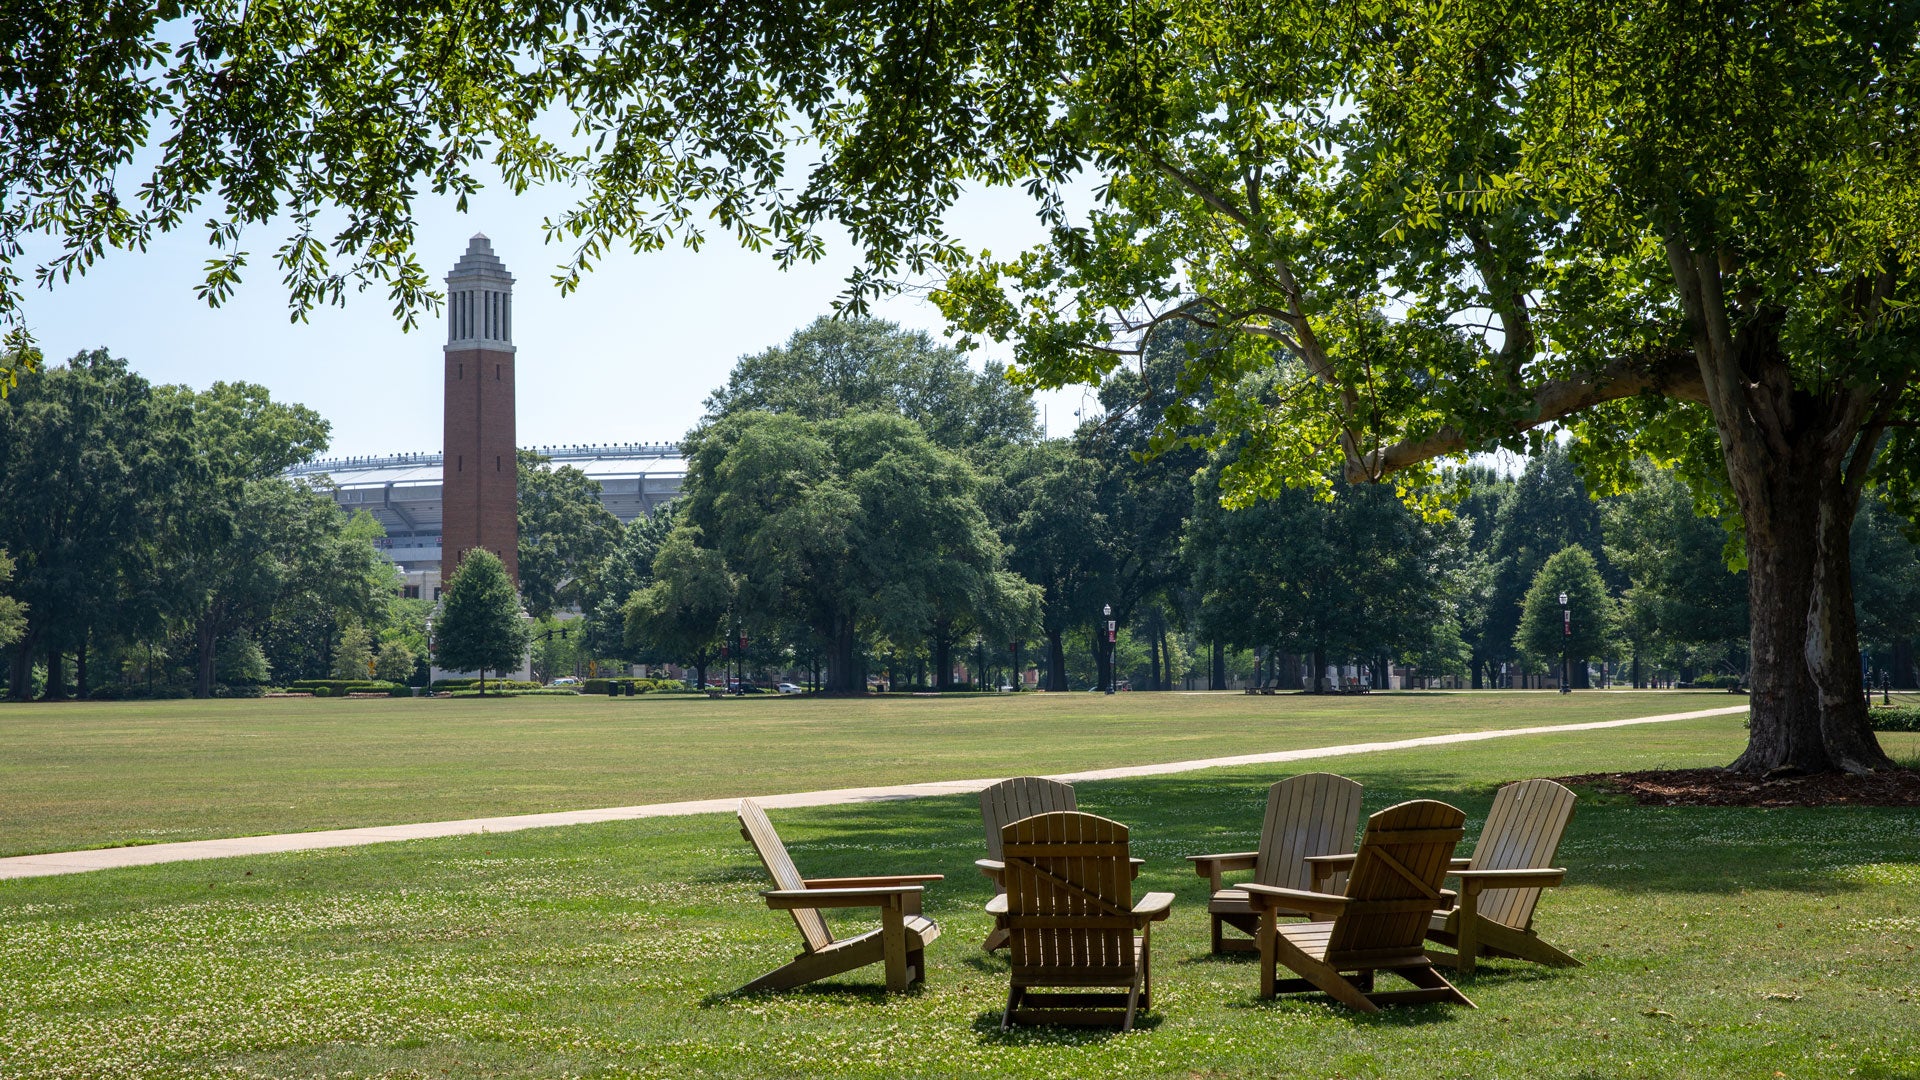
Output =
[
  {"x1": 1103, "y1": 603, "x2": 1116, "y2": 695},
  {"x1": 1558, "y1": 591, "x2": 1572, "y2": 694}
]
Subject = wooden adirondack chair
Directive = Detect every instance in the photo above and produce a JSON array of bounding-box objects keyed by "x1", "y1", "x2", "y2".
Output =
[
  {"x1": 975, "y1": 776, "x2": 1078, "y2": 951},
  {"x1": 735, "y1": 799, "x2": 944, "y2": 994},
  {"x1": 999, "y1": 811, "x2": 1174, "y2": 1031},
  {"x1": 1242, "y1": 799, "x2": 1474, "y2": 1013},
  {"x1": 1424, "y1": 778, "x2": 1579, "y2": 974},
  {"x1": 1186, "y1": 772, "x2": 1364, "y2": 954}
]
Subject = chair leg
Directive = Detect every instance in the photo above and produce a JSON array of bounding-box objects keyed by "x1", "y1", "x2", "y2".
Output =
[
  {"x1": 1455, "y1": 901, "x2": 1481, "y2": 974},
  {"x1": 1001, "y1": 985, "x2": 1021, "y2": 1031},
  {"x1": 1398, "y1": 963, "x2": 1476, "y2": 1008},
  {"x1": 1257, "y1": 909, "x2": 1278, "y2": 998},
  {"x1": 1211, "y1": 913, "x2": 1224, "y2": 955},
  {"x1": 1122, "y1": 978, "x2": 1141, "y2": 1032},
  {"x1": 982, "y1": 925, "x2": 1010, "y2": 952},
  {"x1": 881, "y1": 904, "x2": 909, "y2": 993},
  {"x1": 1274, "y1": 940, "x2": 1379, "y2": 1014},
  {"x1": 1477, "y1": 919, "x2": 1583, "y2": 968}
]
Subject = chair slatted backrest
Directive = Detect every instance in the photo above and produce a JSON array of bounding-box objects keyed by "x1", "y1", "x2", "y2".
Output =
[
  {"x1": 1325, "y1": 800, "x2": 1467, "y2": 966},
  {"x1": 738, "y1": 799, "x2": 833, "y2": 952},
  {"x1": 980, "y1": 777, "x2": 1077, "y2": 865},
  {"x1": 1467, "y1": 779, "x2": 1578, "y2": 930},
  {"x1": 1252, "y1": 772, "x2": 1365, "y2": 892},
  {"x1": 1000, "y1": 812, "x2": 1137, "y2": 980}
]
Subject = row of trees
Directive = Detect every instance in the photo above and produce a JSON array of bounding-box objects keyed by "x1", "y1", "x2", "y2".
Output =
[
  {"x1": 0, "y1": 352, "x2": 422, "y2": 699},
  {"x1": 11, "y1": 323, "x2": 1920, "y2": 706},
  {"x1": 580, "y1": 319, "x2": 1920, "y2": 699}
]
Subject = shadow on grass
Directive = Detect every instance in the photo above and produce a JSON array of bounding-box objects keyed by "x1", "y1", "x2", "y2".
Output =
[
  {"x1": 966, "y1": 1009, "x2": 1165, "y2": 1042},
  {"x1": 717, "y1": 769, "x2": 1920, "y2": 918},
  {"x1": 698, "y1": 980, "x2": 932, "y2": 1009},
  {"x1": 1224, "y1": 992, "x2": 1472, "y2": 1028}
]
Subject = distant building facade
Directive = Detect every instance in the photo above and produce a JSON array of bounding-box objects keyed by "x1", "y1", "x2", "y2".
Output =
[{"x1": 287, "y1": 443, "x2": 686, "y2": 601}]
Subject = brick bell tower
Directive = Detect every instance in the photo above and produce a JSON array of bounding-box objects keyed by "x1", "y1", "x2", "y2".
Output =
[{"x1": 441, "y1": 234, "x2": 519, "y2": 586}]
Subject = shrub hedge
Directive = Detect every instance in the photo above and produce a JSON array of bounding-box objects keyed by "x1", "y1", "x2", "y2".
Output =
[
  {"x1": 1688, "y1": 673, "x2": 1743, "y2": 689},
  {"x1": 288, "y1": 679, "x2": 406, "y2": 697},
  {"x1": 447, "y1": 688, "x2": 581, "y2": 698},
  {"x1": 581, "y1": 678, "x2": 687, "y2": 695},
  {"x1": 428, "y1": 678, "x2": 541, "y2": 692},
  {"x1": 1870, "y1": 705, "x2": 1920, "y2": 732}
]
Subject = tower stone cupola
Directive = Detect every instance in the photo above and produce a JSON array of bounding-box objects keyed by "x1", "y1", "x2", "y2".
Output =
[{"x1": 441, "y1": 234, "x2": 520, "y2": 585}]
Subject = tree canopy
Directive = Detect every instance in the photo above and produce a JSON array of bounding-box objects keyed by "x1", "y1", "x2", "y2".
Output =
[
  {"x1": 11, "y1": 3, "x2": 1920, "y2": 767},
  {"x1": 517, "y1": 450, "x2": 621, "y2": 618},
  {"x1": 432, "y1": 547, "x2": 530, "y2": 692}
]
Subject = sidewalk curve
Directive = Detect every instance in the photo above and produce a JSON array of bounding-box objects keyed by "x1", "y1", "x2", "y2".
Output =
[{"x1": 0, "y1": 704, "x2": 1746, "y2": 881}]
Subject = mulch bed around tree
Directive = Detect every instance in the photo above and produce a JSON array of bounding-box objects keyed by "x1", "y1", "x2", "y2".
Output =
[{"x1": 1555, "y1": 768, "x2": 1920, "y2": 807}]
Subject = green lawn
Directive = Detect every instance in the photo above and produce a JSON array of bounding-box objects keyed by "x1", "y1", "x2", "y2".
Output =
[
  {"x1": 0, "y1": 690, "x2": 1734, "y2": 857},
  {"x1": 3, "y1": 713, "x2": 1917, "y2": 1078}
]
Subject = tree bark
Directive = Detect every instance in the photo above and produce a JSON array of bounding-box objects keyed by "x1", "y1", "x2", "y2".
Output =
[
  {"x1": 43, "y1": 639, "x2": 64, "y2": 701},
  {"x1": 196, "y1": 619, "x2": 218, "y2": 700},
  {"x1": 933, "y1": 632, "x2": 953, "y2": 692},
  {"x1": 828, "y1": 612, "x2": 860, "y2": 693},
  {"x1": 76, "y1": 634, "x2": 89, "y2": 699},
  {"x1": 7, "y1": 628, "x2": 30, "y2": 700},
  {"x1": 1047, "y1": 630, "x2": 1067, "y2": 691},
  {"x1": 1725, "y1": 435, "x2": 1893, "y2": 774},
  {"x1": 1210, "y1": 639, "x2": 1225, "y2": 690}
]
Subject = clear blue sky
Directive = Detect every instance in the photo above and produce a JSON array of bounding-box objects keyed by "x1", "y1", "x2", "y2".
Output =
[{"x1": 15, "y1": 180, "x2": 1097, "y2": 458}]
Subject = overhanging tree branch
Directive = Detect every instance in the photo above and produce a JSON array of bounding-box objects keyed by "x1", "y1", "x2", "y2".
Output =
[{"x1": 1343, "y1": 349, "x2": 1706, "y2": 482}]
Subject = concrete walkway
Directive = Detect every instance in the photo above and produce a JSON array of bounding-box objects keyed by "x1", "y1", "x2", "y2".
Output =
[{"x1": 0, "y1": 703, "x2": 1747, "y2": 881}]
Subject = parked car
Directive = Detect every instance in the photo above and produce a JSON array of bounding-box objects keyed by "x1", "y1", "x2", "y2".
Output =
[
  {"x1": 778, "y1": 682, "x2": 803, "y2": 695},
  {"x1": 550, "y1": 676, "x2": 580, "y2": 687}
]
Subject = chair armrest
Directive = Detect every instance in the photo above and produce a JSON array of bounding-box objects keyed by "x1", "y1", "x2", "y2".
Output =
[
  {"x1": 764, "y1": 885, "x2": 923, "y2": 910},
  {"x1": 1133, "y1": 891, "x2": 1175, "y2": 922},
  {"x1": 1450, "y1": 857, "x2": 1473, "y2": 869},
  {"x1": 802, "y1": 874, "x2": 944, "y2": 888},
  {"x1": 1187, "y1": 852, "x2": 1259, "y2": 874},
  {"x1": 1305, "y1": 853, "x2": 1356, "y2": 887},
  {"x1": 1241, "y1": 883, "x2": 1350, "y2": 918},
  {"x1": 1129, "y1": 857, "x2": 1144, "y2": 880},
  {"x1": 1454, "y1": 868, "x2": 1566, "y2": 893},
  {"x1": 975, "y1": 858, "x2": 1005, "y2": 881},
  {"x1": 1187, "y1": 852, "x2": 1258, "y2": 892}
]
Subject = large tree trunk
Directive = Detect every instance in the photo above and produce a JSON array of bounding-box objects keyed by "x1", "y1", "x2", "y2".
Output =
[
  {"x1": 1046, "y1": 630, "x2": 1067, "y2": 691},
  {"x1": 1663, "y1": 245, "x2": 1895, "y2": 775},
  {"x1": 1725, "y1": 422, "x2": 1893, "y2": 775},
  {"x1": 827, "y1": 613, "x2": 860, "y2": 693},
  {"x1": 1806, "y1": 480, "x2": 1894, "y2": 772},
  {"x1": 43, "y1": 639, "x2": 65, "y2": 701},
  {"x1": 7, "y1": 624, "x2": 35, "y2": 700},
  {"x1": 196, "y1": 619, "x2": 218, "y2": 700},
  {"x1": 933, "y1": 632, "x2": 953, "y2": 692},
  {"x1": 1210, "y1": 639, "x2": 1225, "y2": 690},
  {"x1": 76, "y1": 634, "x2": 88, "y2": 699}
]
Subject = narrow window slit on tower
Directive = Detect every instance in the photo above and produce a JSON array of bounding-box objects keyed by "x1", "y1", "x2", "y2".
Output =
[{"x1": 458, "y1": 456, "x2": 463, "y2": 472}]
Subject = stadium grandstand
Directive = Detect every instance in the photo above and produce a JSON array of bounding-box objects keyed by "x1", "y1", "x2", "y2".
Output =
[{"x1": 286, "y1": 443, "x2": 685, "y2": 599}]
